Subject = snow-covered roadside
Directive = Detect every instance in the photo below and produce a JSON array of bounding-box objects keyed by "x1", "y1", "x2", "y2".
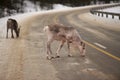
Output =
[
  {"x1": 0, "y1": 4, "x2": 94, "y2": 38},
  {"x1": 79, "y1": 12, "x2": 120, "y2": 32},
  {"x1": 81, "y1": 5, "x2": 120, "y2": 32},
  {"x1": 99, "y1": 6, "x2": 120, "y2": 14},
  {"x1": 0, "y1": 3, "x2": 119, "y2": 38},
  {"x1": 96, "y1": 6, "x2": 120, "y2": 19}
]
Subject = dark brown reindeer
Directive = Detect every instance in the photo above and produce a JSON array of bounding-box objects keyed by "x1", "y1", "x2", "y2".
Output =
[
  {"x1": 43, "y1": 24, "x2": 86, "y2": 60},
  {"x1": 6, "y1": 18, "x2": 20, "y2": 38}
]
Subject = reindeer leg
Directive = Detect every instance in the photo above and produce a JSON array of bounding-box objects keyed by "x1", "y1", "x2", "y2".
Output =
[
  {"x1": 81, "y1": 42, "x2": 86, "y2": 57},
  {"x1": 6, "y1": 28, "x2": 8, "y2": 38},
  {"x1": 47, "y1": 39, "x2": 54, "y2": 60},
  {"x1": 11, "y1": 29, "x2": 14, "y2": 38},
  {"x1": 78, "y1": 42, "x2": 85, "y2": 57},
  {"x1": 14, "y1": 29, "x2": 18, "y2": 38},
  {"x1": 67, "y1": 41, "x2": 72, "y2": 57},
  {"x1": 56, "y1": 40, "x2": 65, "y2": 58}
]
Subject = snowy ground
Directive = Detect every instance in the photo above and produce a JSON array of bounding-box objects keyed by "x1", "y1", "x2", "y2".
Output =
[
  {"x1": 99, "y1": 6, "x2": 120, "y2": 14},
  {"x1": 97, "y1": 6, "x2": 120, "y2": 19},
  {"x1": 79, "y1": 6, "x2": 120, "y2": 32},
  {"x1": 0, "y1": 3, "x2": 119, "y2": 39},
  {"x1": 79, "y1": 12, "x2": 120, "y2": 31}
]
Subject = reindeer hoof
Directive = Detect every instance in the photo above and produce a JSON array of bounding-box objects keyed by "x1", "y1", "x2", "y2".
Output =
[
  {"x1": 68, "y1": 54, "x2": 72, "y2": 57},
  {"x1": 46, "y1": 56, "x2": 51, "y2": 60},
  {"x1": 51, "y1": 56, "x2": 55, "y2": 59},
  {"x1": 46, "y1": 56, "x2": 54, "y2": 60},
  {"x1": 81, "y1": 55, "x2": 85, "y2": 57},
  {"x1": 55, "y1": 56, "x2": 60, "y2": 58}
]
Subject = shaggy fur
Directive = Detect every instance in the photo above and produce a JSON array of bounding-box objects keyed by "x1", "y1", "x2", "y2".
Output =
[{"x1": 44, "y1": 24, "x2": 86, "y2": 59}]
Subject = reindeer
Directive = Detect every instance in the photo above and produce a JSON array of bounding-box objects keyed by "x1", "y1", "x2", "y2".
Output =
[
  {"x1": 6, "y1": 18, "x2": 20, "y2": 38},
  {"x1": 43, "y1": 24, "x2": 86, "y2": 60}
]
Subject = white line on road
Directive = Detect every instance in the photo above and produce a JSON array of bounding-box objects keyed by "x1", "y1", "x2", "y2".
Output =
[
  {"x1": 94, "y1": 42, "x2": 107, "y2": 49},
  {"x1": 84, "y1": 40, "x2": 120, "y2": 61}
]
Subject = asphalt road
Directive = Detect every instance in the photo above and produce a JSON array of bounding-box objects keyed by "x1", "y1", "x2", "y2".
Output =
[{"x1": 0, "y1": 4, "x2": 120, "y2": 80}]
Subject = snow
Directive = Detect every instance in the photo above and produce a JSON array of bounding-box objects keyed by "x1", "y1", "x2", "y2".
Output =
[
  {"x1": 22, "y1": 0, "x2": 72, "y2": 12},
  {"x1": 85, "y1": 12, "x2": 120, "y2": 31},
  {"x1": 99, "y1": 6, "x2": 120, "y2": 14},
  {"x1": 23, "y1": 0, "x2": 41, "y2": 12},
  {"x1": 53, "y1": 4, "x2": 72, "y2": 10},
  {"x1": 92, "y1": 6, "x2": 120, "y2": 20},
  {"x1": 0, "y1": 3, "x2": 119, "y2": 38}
]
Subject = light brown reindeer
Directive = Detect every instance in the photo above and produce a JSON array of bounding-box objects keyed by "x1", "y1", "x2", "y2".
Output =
[
  {"x1": 6, "y1": 18, "x2": 20, "y2": 38},
  {"x1": 43, "y1": 24, "x2": 86, "y2": 59}
]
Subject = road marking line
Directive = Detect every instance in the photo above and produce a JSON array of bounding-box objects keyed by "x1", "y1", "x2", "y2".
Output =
[
  {"x1": 94, "y1": 42, "x2": 107, "y2": 49},
  {"x1": 84, "y1": 40, "x2": 120, "y2": 62}
]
